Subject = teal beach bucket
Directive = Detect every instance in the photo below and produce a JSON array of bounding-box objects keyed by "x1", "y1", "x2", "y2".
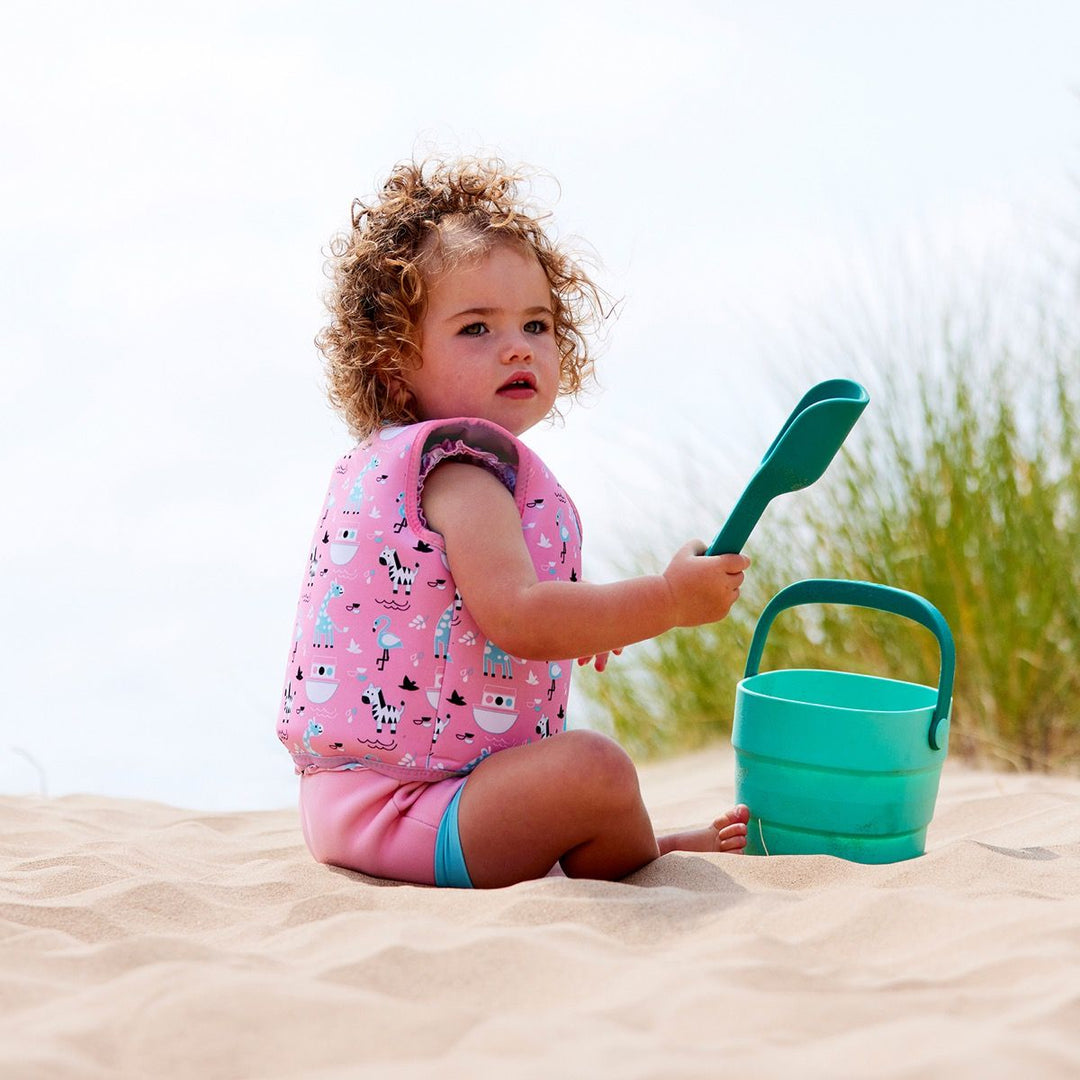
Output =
[{"x1": 733, "y1": 580, "x2": 955, "y2": 863}]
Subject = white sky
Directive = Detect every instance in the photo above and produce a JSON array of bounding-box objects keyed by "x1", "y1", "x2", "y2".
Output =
[{"x1": 2, "y1": 1, "x2": 1078, "y2": 809}]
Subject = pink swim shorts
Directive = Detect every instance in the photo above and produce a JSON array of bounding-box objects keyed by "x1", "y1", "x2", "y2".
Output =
[{"x1": 299, "y1": 768, "x2": 470, "y2": 887}]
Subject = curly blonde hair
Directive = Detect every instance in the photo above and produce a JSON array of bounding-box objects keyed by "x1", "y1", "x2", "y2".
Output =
[{"x1": 317, "y1": 157, "x2": 607, "y2": 439}]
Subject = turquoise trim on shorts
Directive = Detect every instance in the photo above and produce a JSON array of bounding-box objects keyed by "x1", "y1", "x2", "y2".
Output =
[{"x1": 434, "y1": 781, "x2": 474, "y2": 889}]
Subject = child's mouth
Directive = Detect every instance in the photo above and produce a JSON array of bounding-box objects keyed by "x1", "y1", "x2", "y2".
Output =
[{"x1": 498, "y1": 374, "x2": 536, "y2": 398}]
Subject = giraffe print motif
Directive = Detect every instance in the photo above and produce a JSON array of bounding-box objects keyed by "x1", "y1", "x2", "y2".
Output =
[
  {"x1": 433, "y1": 590, "x2": 462, "y2": 661},
  {"x1": 482, "y1": 640, "x2": 514, "y2": 679},
  {"x1": 314, "y1": 582, "x2": 345, "y2": 647},
  {"x1": 302, "y1": 719, "x2": 323, "y2": 755},
  {"x1": 344, "y1": 456, "x2": 383, "y2": 513}
]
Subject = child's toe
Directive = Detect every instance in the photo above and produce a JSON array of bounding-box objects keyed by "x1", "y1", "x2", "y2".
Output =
[
  {"x1": 718, "y1": 831, "x2": 748, "y2": 852},
  {"x1": 712, "y1": 804, "x2": 750, "y2": 831}
]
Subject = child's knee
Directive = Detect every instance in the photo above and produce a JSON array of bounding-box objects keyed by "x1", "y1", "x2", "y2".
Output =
[{"x1": 558, "y1": 729, "x2": 640, "y2": 801}]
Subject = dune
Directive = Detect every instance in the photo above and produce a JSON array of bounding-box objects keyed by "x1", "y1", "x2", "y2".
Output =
[{"x1": 2, "y1": 746, "x2": 1078, "y2": 1079}]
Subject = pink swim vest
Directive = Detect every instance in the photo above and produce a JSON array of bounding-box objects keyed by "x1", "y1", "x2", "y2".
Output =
[{"x1": 278, "y1": 418, "x2": 583, "y2": 782}]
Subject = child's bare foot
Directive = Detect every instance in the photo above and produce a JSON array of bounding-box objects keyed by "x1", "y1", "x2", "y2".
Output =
[{"x1": 657, "y1": 804, "x2": 750, "y2": 856}]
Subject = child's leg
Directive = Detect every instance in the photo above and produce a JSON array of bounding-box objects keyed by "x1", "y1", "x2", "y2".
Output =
[{"x1": 455, "y1": 729, "x2": 748, "y2": 888}]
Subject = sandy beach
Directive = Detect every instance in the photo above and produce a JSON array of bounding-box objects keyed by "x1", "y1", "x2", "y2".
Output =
[{"x1": 2, "y1": 746, "x2": 1078, "y2": 1079}]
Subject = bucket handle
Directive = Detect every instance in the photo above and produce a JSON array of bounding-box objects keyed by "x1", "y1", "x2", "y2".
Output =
[{"x1": 744, "y1": 579, "x2": 955, "y2": 751}]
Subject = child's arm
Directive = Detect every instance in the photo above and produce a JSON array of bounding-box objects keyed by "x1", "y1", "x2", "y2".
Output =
[{"x1": 422, "y1": 462, "x2": 749, "y2": 661}]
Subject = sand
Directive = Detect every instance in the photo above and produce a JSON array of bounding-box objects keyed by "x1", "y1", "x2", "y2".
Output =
[{"x1": 2, "y1": 747, "x2": 1078, "y2": 1079}]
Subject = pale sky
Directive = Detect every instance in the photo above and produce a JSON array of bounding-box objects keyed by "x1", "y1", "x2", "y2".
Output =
[{"x1": 2, "y1": 1, "x2": 1078, "y2": 808}]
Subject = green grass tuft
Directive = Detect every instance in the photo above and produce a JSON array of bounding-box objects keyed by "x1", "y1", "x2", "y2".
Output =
[{"x1": 582, "y1": 324, "x2": 1080, "y2": 772}]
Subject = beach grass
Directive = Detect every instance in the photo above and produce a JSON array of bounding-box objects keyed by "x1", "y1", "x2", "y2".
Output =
[{"x1": 583, "y1": 304, "x2": 1080, "y2": 772}]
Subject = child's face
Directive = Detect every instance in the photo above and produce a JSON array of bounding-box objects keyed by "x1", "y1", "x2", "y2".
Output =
[{"x1": 408, "y1": 244, "x2": 560, "y2": 435}]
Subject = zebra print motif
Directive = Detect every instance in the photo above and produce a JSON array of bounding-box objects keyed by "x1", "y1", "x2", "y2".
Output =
[
  {"x1": 361, "y1": 686, "x2": 405, "y2": 735},
  {"x1": 379, "y1": 545, "x2": 419, "y2": 595}
]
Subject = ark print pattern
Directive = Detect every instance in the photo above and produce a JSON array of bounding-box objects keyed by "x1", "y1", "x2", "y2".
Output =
[{"x1": 278, "y1": 417, "x2": 583, "y2": 783}]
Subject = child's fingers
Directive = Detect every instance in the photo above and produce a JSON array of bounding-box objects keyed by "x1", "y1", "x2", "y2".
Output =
[
  {"x1": 577, "y1": 649, "x2": 621, "y2": 671},
  {"x1": 715, "y1": 552, "x2": 749, "y2": 594},
  {"x1": 710, "y1": 552, "x2": 751, "y2": 573},
  {"x1": 685, "y1": 542, "x2": 750, "y2": 571},
  {"x1": 665, "y1": 542, "x2": 752, "y2": 626}
]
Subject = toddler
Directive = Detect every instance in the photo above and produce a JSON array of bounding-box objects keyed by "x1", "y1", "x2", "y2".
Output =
[{"x1": 278, "y1": 158, "x2": 751, "y2": 888}]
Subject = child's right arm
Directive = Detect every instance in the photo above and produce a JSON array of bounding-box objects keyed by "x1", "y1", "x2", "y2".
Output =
[{"x1": 421, "y1": 462, "x2": 749, "y2": 662}]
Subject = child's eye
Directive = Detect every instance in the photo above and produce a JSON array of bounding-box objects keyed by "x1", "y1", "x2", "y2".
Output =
[
  {"x1": 524, "y1": 319, "x2": 550, "y2": 335},
  {"x1": 460, "y1": 322, "x2": 488, "y2": 336}
]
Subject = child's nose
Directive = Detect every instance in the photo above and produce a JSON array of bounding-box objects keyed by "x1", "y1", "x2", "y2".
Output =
[{"x1": 501, "y1": 331, "x2": 533, "y2": 363}]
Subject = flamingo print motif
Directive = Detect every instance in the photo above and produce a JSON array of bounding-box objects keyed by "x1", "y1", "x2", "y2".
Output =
[
  {"x1": 555, "y1": 508, "x2": 570, "y2": 564},
  {"x1": 547, "y1": 661, "x2": 563, "y2": 700},
  {"x1": 372, "y1": 615, "x2": 403, "y2": 670}
]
